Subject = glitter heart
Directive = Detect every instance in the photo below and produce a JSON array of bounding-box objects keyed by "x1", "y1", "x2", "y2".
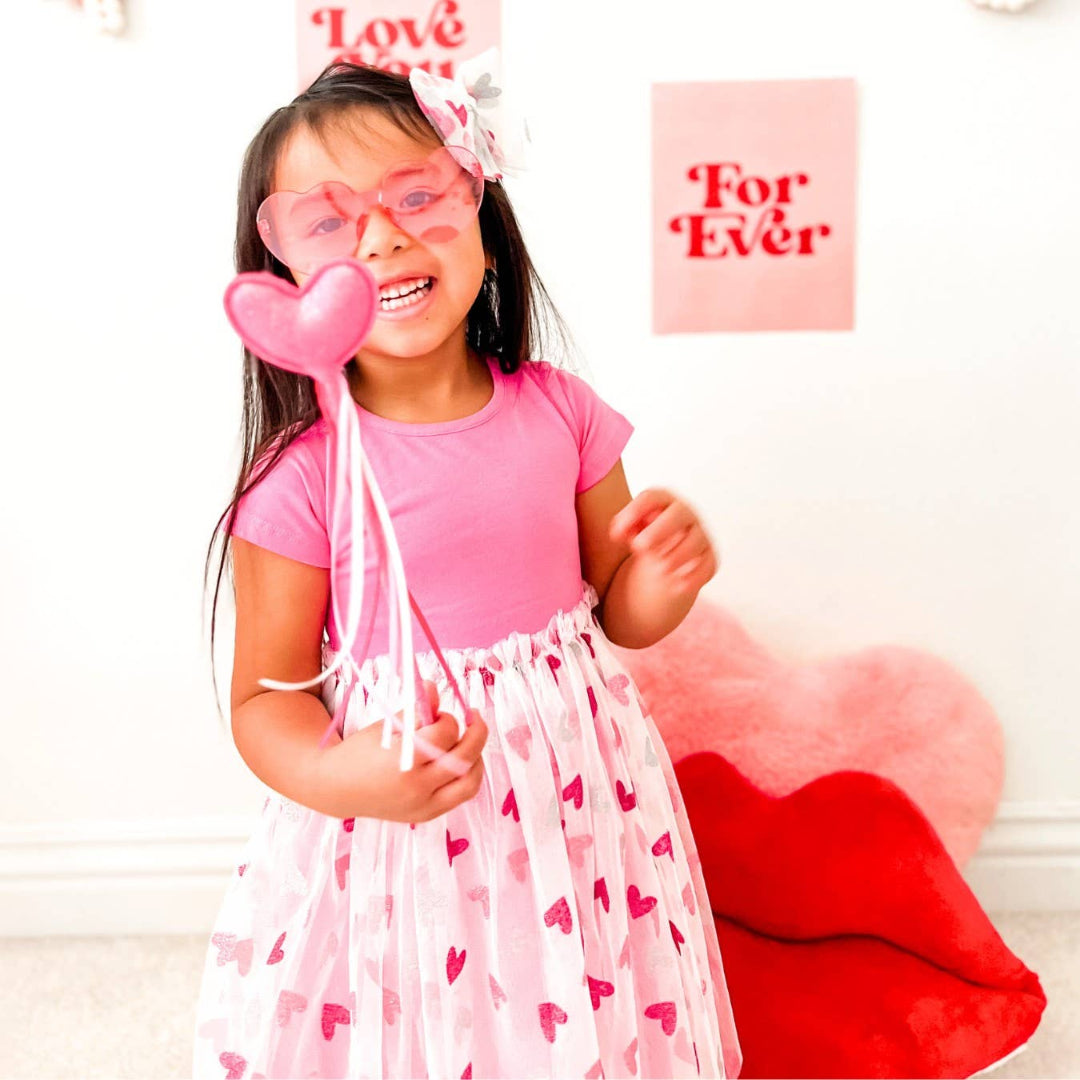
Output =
[
  {"x1": 335, "y1": 853, "x2": 350, "y2": 890},
  {"x1": 446, "y1": 829, "x2": 469, "y2": 866},
  {"x1": 219, "y1": 1052, "x2": 247, "y2": 1080},
  {"x1": 644, "y1": 1000, "x2": 677, "y2": 1036},
  {"x1": 321, "y1": 1002, "x2": 351, "y2": 1040},
  {"x1": 682, "y1": 881, "x2": 697, "y2": 915},
  {"x1": 644, "y1": 736, "x2": 659, "y2": 767},
  {"x1": 467, "y1": 884, "x2": 490, "y2": 919},
  {"x1": 635, "y1": 821, "x2": 649, "y2": 854},
  {"x1": 546, "y1": 654, "x2": 562, "y2": 683},
  {"x1": 594, "y1": 876, "x2": 610, "y2": 913},
  {"x1": 211, "y1": 933, "x2": 253, "y2": 976},
  {"x1": 675, "y1": 1025, "x2": 695, "y2": 1064},
  {"x1": 616, "y1": 779, "x2": 636, "y2": 812},
  {"x1": 508, "y1": 847, "x2": 530, "y2": 882},
  {"x1": 587, "y1": 974, "x2": 615, "y2": 1010},
  {"x1": 669, "y1": 920, "x2": 685, "y2": 955},
  {"x1": 544, "y1": 895, "x2": 573, "y2": 934},
  {"x1": 275, "y1": 990, "x2": 307, "y2": 1026},
  {"x1": 538, "y1": 1001, "x2": 568, "y2": 1043},
  {"x1": 608, "y1": 673, "x2": 631, "y2": 706},
  {"x1": 501, "y1": 787, "x2": 519, "y2": 823},
  {"x1": 489, "y1": 972, "x2": 508, "y2": 1009},
  {"x1": 266, "y1": 932, "x2": 286, "y2": 965},
  {"x1": 652, "y1": 830, "x2": 673, "y2": 859},
  {"x1": 567, "y1": 834, "x2": 593, "y2": 869},
  {"x1": 505, "y1": 724, "x2": 532, "y2": 761},
  {"x1": 447, "y1": 945, "x2": 467, "y2": 984},
  {"x1": 611, "y1": 717, "x2": 623, "y2": 750},
  {"x1": 562, "y1": 773, "x2": 583, "y2": 810},
  {"x1": 627, "y1": 885, "x2": 657, "y2": 918}
]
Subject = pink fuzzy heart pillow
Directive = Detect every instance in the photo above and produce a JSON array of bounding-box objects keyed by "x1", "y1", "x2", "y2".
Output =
[{"x1": 609, "y1": 597, "x2": 1004, "y2": 866}]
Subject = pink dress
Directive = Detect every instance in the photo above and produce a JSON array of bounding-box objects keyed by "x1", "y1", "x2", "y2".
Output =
[{"x1": 192, "y1": 357, "x2": 743, "y2": 1079}]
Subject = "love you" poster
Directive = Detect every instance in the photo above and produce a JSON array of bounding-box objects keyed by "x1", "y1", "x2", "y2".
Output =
[
  {"x1": 296, "y1": 1, "x2": 500, "y2": 92},
  {"x1": 652, "y1": 79, "x2": 856, "y2": 334}
]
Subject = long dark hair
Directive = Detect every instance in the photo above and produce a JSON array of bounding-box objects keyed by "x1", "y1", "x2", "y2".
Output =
[{"x1": 203, "y1": 61, "x2": 577, "y2": 722}]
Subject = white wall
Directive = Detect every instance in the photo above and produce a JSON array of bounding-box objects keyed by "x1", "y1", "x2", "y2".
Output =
[{"x1": 1, "y1": 0, "x2": 1077, "y2": 932}]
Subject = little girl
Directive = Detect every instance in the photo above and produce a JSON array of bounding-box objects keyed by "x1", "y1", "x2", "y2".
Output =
[{"x1": 194, "y1": 55, "x2": 743, "y2": 1080}]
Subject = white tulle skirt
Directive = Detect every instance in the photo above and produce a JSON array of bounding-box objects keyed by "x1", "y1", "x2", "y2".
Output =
[{"x1": 192, "y1": 581, "x2": 742, "y2": 1079}]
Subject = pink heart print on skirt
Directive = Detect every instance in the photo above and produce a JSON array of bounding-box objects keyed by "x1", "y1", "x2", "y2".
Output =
[{"x1": 222, "y1": 257, "x2": 470, "y2": 772}]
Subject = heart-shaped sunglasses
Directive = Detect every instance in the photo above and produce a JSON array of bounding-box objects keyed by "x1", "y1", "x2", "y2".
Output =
[{"x1": 256, "y1": 146, "x2": 485, "y2": 274}]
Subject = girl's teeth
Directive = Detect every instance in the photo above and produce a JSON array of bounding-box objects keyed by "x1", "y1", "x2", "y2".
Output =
[{"x1": 379, "y1": 278, "x2": 433, "y2": 310}]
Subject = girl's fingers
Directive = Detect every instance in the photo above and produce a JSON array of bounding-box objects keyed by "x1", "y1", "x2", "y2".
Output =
[
  {"x1": 633, "y1": 501, "x2": 694, "y2": 553},
  {"x1": 675, "y1": 552, "x2": 707, "y2": 576},
  {"x1": 425, "y1": 756, "x2": 485, "y2": 814},
  {"x1": 417, "y1": 710, "x2": 486, "y2": 781},
  {"x1": 661, "y1": 530, "x2": 708, "y2": 573}
]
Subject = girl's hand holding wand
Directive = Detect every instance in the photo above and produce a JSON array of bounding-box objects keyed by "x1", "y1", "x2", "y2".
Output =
[
  {"x1": 601, "y1": 488, "x2": 720, "y2": 649},
  {"x1": 317, "y1": 681, "x2": 488, "y2": 824}
]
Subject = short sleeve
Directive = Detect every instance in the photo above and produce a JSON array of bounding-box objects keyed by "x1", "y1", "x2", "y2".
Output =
[
  {"x1": 230, "y1": 432, "x2": 331, "y2": 568},
  {"x1": 542, "y1": 364, "x2": 634, "y2": 494}
]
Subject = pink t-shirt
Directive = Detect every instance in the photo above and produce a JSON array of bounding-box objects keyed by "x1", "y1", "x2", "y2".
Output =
[{"x1": 231, "y1": 356, "x2": 633, "y2": 656}]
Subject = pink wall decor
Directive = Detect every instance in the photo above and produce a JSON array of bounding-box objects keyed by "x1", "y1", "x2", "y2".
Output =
[
  {"x1": 296, "y1": 0, "x2": 501, "y2": 93},
  {"x1": 652, "y1": 79, "x2": 857, "y2": 334}
]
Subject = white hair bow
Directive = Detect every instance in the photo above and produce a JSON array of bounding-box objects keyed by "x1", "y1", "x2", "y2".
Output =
[{"x1": 409, "y1": 47, "x2": 530, "y2": 181}]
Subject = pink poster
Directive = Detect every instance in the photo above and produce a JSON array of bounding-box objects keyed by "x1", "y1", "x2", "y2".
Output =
[
  {"x1": 652, "y1": 79, "x2": 856, "y2": 334},
  {"x1": 296, "y1": 1, "x2": 501, "y2": 92}
]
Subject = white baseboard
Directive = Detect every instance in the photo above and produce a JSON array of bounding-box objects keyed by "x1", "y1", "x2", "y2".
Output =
[{"x1": 1, "y1": 801, "x2": 1078, "y2": 937}]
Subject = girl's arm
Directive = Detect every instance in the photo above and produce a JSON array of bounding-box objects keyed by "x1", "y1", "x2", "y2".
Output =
[
  {"x1": 229, "y1": 538, "x2": 345, "y2": 815},
  {"x1": 230, "y1": 538, "x2": 491, "y2": 823},
  {"x1": 575, "y1": 459, "x2": 636, "y2": 640},
  {"x1": 576, "y1": 462, "x2": 717, "y2": 649}
]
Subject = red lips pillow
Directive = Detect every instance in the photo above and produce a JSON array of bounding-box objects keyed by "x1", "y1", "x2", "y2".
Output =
[
  {"x1": 609, "y1": 598, "x2": 1046, "y2": 1077},
  {"x1": 673, "y1": 752, "x2": 1045, "y2": 1078}
]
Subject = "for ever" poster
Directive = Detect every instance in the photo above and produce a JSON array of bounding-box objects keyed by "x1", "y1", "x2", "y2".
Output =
[{"x1": 652, "y1": 79, "x2": 856, "y2": 334}]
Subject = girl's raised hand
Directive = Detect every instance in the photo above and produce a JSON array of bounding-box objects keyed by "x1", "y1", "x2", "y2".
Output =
[
  {"x1": 610, "y1": 487, "x2": 719, "y2": 594},
  {"x1": 320, "y1": 680, "x2": 488, "y2": 824}
]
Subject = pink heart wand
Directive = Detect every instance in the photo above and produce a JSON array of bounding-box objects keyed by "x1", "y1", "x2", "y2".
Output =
[{"x1": 223, "y1": 257, "x2": 470, "y2": 772}]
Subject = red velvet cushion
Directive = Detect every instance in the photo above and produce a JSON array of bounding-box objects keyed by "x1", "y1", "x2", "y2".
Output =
[{"x1": 674, "y1": 752, "x2": 1046, "y2": 1079}]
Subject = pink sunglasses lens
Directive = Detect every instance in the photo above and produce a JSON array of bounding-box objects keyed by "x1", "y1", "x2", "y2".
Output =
[
  {"x1": 380, "y1": 146, "x2": 484, "y2": 244},
  {"x1": 255, "y1": 148, "x2": 484, "y2": 272},
  {"x1": 257, "y1": 181, "x2": 367, "y2": 274}
]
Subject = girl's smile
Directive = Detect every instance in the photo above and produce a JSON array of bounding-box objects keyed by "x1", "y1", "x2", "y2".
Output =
[
  {"x1": 269, "y1": 112, "x2": 488, "y2": 367},
  {"x1": 376, "y1": 274, "x2": 436, "y2": 318}
]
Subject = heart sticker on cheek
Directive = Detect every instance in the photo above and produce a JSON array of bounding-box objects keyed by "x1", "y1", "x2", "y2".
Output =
[{"x1": 223, "y1": 257, "x2": 379, "y2": 382}]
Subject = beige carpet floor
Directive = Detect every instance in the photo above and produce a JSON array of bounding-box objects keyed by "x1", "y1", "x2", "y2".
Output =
[{"x1": 0, "y1": 912, "x2": 1075, "y2": 1078}]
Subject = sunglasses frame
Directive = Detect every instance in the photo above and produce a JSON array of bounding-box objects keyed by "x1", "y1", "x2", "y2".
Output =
[{"x1": 256, "y1": 145, "x2": 485, "y2": 273}]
